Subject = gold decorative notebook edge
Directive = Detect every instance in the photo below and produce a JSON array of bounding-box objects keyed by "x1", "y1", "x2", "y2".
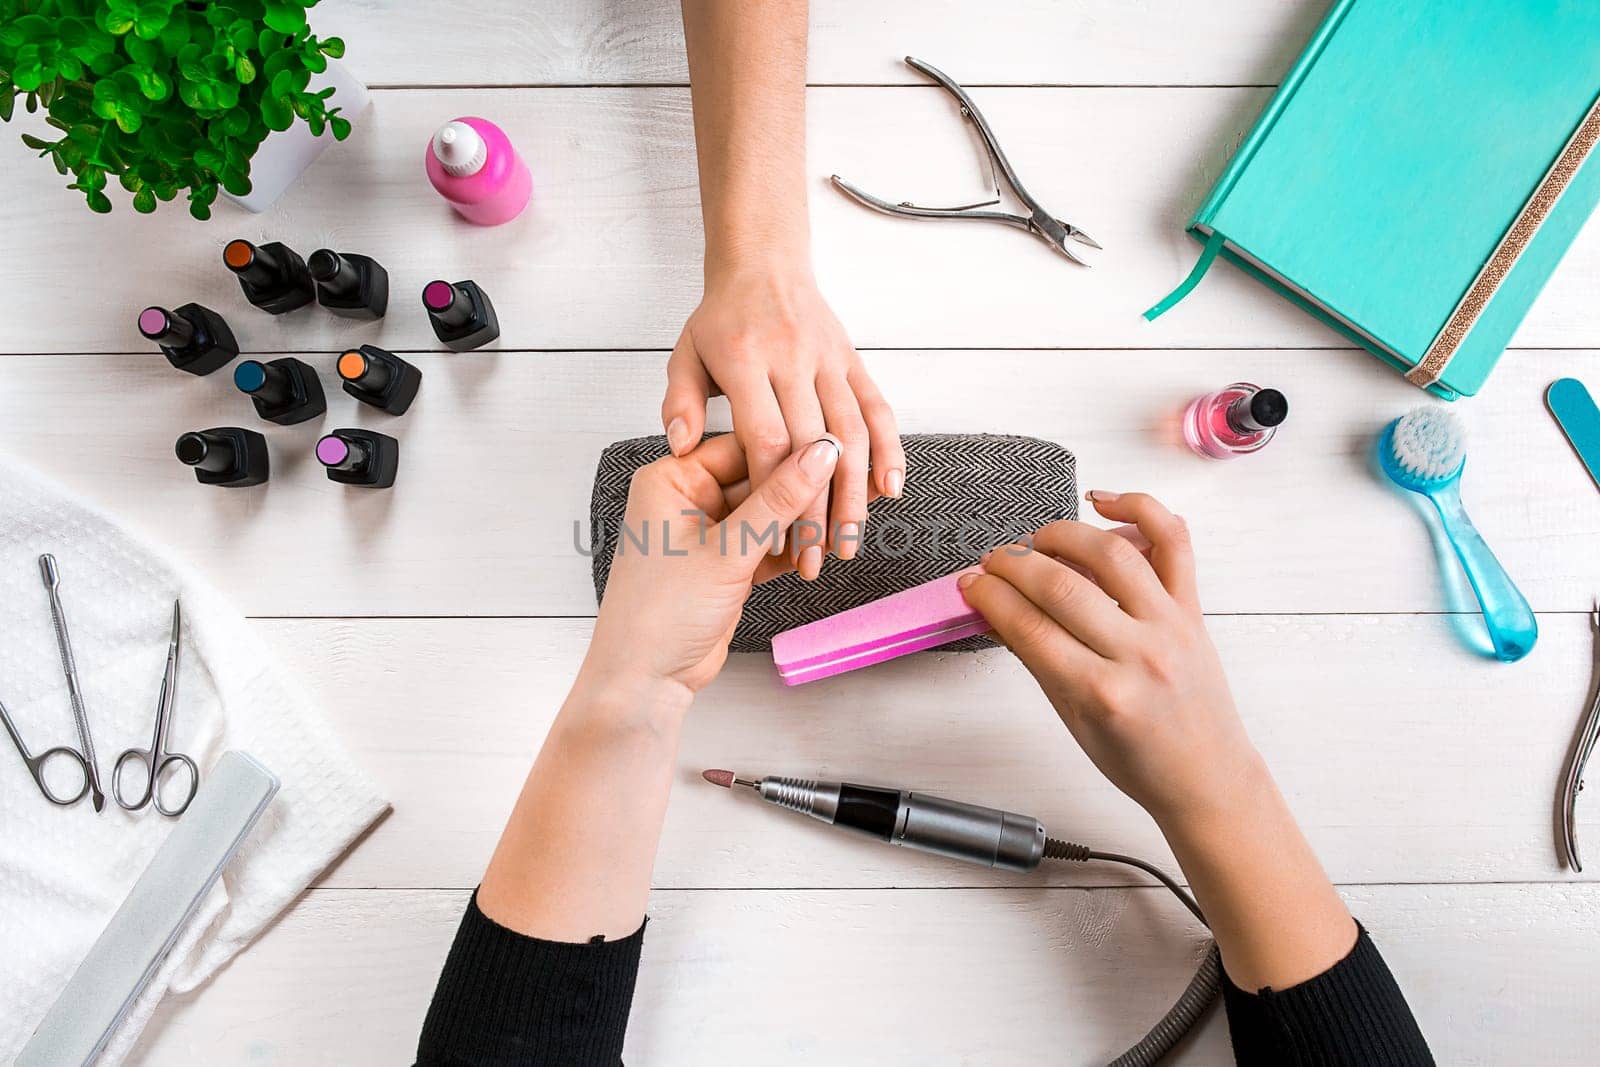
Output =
[{"x1": 1406, "y1": 93, "x2": 1600, "y2": 389}]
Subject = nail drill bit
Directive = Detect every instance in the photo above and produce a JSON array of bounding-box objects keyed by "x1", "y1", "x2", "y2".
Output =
[{"x1": 40, "y1": 555, "x2": 105, "y2": 811}]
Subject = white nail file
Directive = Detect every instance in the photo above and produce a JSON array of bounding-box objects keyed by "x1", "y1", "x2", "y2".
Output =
[{"x1": 18, "y1": 751, "x2": 279, "y2": 1067}]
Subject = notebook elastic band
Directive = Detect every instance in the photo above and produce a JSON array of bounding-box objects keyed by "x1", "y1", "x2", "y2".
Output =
[
  {"x1": 1143, "y1": 231, "x2": 1226, "y2": 321},
  {"x1": 1406, "y1": 93, "x2": 1600, "y2": 388}
]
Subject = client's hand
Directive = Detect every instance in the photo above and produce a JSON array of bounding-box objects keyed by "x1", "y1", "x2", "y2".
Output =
[
  {"x1": 584, "y1": 432, "x2": 842, "y2": 699},
  {"x1": 662, "y1": 268, "x2": 903, "y2": 577},
  {"x1": 956, "y1": 491, "x2": 1263, "y2": 826}
]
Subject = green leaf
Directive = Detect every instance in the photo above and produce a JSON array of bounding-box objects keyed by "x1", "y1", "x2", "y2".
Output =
[
  {"x1": 0, "y1": 25, "x2": 24, "y2": 48},
  {"x1": 305, "y1": 111, "x2": 323, "y2": 136},
  {"x1": 301, "y1": 49, "x2": 326, "y2": 74},
  {"x1": 20, "y1": 132, "x2": 53, "y2": 150},
  {"x1": 220, "y1": 167, "x2": 251, "y2": 197},
  {"x1": 318, "y1": 36, "x2": 345, "y2": 59},
  {"x1": 235, "y1": 54, "x2": 255, "y2": 83},
  {"x1": 12, "y1": 65, "x2": 43, "y2": 92},
  {"x1": 262, "y1": 1, "x2": 307, "y2": 35},
  {"x1": 193, "y1": 146, "x2": 224, "y2": 172},
  {"x1": 87, "y1": 189, "x2": 113, "y2": 213},
  {"x1": 189, "y1": 199, "x2": 211, "y2": 220},
  {"x1": 132, "y1": 12, "x2": 171, "y2": 40},
  {"x1": 260, "y1": 93, "x2": 292, "y2": 130},
  {"x1": 132, "y1": 185, "x2": 157, "y2": 212},
  {"x1": 57, "y1": 55, "x2": 84, "y2": 80},
  {"x1": 329, "y1": 114, "x2": 350, "y2": 140},
  {"x1": 222, "y1": 108, "x2": 250, "y2": 136},
  {"x1": 157, "y1": 17, "x2": 190, "y2": 51},
  {"x1": 130, "y1": 66, "x2": 170, "y2": 100},
  {"x1": 52, "y1": 150, "x2": 68, "y2": 174},
  {"x1": 124, "y1": 33, "x2": 161, "y2": 66},
  {"x1": 112, "y1": 105, "x2": 142, "y2": 133},
  {"x1": 97, "y1": 9, "x2": 135, "y2": 35},
  {"x1": 0, "y1": 91, "x2": 14, "y2": 122}
]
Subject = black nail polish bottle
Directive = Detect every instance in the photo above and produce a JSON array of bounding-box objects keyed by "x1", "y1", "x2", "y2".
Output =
[
  {"x1": 422, "y1": 279, "x2": 500, "y2": 351},
  {"x1": 234, "y1": 357, "x2": 327, "y2": 426},
  {"x1": 224, "y1": 239, "x2": 315, "y2": 314},
  {"x1": 337, "y1": 345, "x2": 422, "y2": 415},
  {"x1": 316, "y1": 429, "x2": 399, "y2": 488},
  {"x1": 309, "y1": 249, "x2": 389, "y2": 320},
  {"x1": 138, "y1": 304, "x2": 239, "y2": 375},
  {"x1": 175, "y1": 428, "x2": 270, "y2": 487}
]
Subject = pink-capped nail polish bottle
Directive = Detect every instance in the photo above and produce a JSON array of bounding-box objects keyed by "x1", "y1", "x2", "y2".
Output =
[{"x1": 1182, "y1": 382, "x2": 1288, "y2": 459}]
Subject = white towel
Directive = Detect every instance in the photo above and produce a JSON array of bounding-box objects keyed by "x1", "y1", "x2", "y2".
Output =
[{"x1": 0, "y1": 456, "x2": 389, "y2": 1064}]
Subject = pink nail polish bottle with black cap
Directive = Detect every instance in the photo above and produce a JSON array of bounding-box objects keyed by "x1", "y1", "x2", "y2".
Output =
[{"x1": 1182, "y1": 382, "x2": 1288, "y2": 459}]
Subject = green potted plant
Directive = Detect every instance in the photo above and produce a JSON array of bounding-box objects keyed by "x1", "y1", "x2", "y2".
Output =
[{"x1": 0, "y1": 0, "x2": 363, "y2": 218}]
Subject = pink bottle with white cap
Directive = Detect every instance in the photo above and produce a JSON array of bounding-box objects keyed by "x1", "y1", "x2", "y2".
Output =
[{"x1": 425, "y1": 117, "x2": 532, "y2": 226}]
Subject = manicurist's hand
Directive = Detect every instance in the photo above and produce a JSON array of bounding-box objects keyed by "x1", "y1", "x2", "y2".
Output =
[
  {"x1": 959, "y1": 491, "x2": 1357, "y2": 992},
  {"x1": 583, "y1": 431, "x2": 843, "y2": 698},
  {"x1": 957, "y1": 491, "x2": 1258, "y2": 825},
  {"x1": 478, "y1": 433, "x2": 839, "y2": 944},
  {"x1": 664, "y1": 266, "x2": 902, "y2": 579}
]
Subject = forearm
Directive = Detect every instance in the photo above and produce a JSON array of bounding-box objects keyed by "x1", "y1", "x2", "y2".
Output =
[
  {"x1": 681, "y1": 0, "x2": 811, "y2": 277},
  {"x1": 1158, "y1": 759, "x2": 1356, "y2": 991},
  {"x1": 477, "y1": 665, "x2": 693, "y2": 942}
]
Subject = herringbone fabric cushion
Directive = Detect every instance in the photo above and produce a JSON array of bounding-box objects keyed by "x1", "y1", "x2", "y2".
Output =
[{"x1": 589, "y1": 434, "x2": 1076, "y2": 653}]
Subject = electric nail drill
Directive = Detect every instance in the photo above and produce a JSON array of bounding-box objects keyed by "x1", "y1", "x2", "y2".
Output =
[
  {"x1": 138, "y1": 304, "x2": 238, "y2": 376},
  {"x1": 223, "y1": 239, "x2": 315, "y2": 314},
  {"x1": 309, "y1": 248, "x2": 389, "y2": 320},
  {"x1": 422, "y1": 279, "x2": 500, "y2": 351},
  {"x1": 702, "y1": 768, "x2": 1223, "y2": 1066},
  {"x1": 234, "y1": 357, "x2": 326, "y2": 426}
]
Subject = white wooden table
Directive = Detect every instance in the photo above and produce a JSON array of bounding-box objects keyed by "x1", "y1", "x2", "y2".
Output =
[{"x1": 4, "y1": 2, "x2": 1599, "y2": 1062}]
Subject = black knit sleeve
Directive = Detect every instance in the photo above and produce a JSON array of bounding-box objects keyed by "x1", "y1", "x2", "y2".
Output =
[
  {"x1": 1222, "y1": 923, "x2": 1434, "y2": 1066},
  {"x1": 415, "y1": 891, "x2": 646, "y2": 1067}
]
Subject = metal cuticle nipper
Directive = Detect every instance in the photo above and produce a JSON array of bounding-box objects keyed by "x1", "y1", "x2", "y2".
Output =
[
  {"x1": 830, "y1": 56, "x2": 1102, "y2": 265},
  {"x1": 1560, "y1": 601, "x2": 1600, "y2": 871}
]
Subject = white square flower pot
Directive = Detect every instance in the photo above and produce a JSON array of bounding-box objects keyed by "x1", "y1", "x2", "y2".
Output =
[{"x1": 225, "y1": 58, "x2": 371, "y2": 213}]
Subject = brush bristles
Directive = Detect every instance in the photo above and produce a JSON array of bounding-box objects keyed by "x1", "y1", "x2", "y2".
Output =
[
  {"x1": 702, "y1": 768, "x2": 737, "y2": 789},
  {"x1": 1389, "y1": 406, "x2": 1467, "y2": 482}
]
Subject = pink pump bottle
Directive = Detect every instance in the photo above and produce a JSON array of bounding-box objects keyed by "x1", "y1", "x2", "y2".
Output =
[
  {"x1": 425, "y1": 117, "x2": 532, "y2": 226},
  {"x1": 1181, "y1": 382, "x2": 1288, "y2": 459}
]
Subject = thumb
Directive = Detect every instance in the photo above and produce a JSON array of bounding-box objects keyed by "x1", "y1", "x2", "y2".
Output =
[
  {"x1": 723, "y1": 435, "x2": 840, "y2": 564},
  {"x1": 662, "y1": 339, "x2": 711, "y2": 456}
]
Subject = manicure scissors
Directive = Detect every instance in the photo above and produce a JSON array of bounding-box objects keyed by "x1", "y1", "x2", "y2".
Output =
[
  {"x1": 1560, "y1": 602, "x2": 1600, "y2": 871},
  {"x1": 113, "y1": 600, "x2": 199, "y2": 817},
  {"x1": 830, "y1": 56, "x2": 1102, "y2": 264},
  {"x1": 1, "y1": 696, "x2": 92, "y2": 806}
]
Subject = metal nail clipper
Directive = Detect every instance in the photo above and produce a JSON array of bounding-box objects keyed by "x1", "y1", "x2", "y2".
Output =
[
  {"x1": 830, "y1": 56, "x2": 1102, "y2": 264},
  {"x1": 1560, "y1": 602, "x2": 1600, "y2": 871}
]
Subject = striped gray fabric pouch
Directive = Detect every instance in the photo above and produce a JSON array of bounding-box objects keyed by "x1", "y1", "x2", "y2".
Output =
[{"x1": 589, "y1": 433, "x2": 1077, "y2": 653}]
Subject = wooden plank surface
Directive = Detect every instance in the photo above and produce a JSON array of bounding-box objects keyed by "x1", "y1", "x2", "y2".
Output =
[
  {"x1": 132, "y1": 883, "x2": 1600, "y2": 1065},
  {"x1": 8, "y1": 3, "x2": 1598, "y2": 1063},
  {"x1": 314, "y1": 0, "x2": 1328, "y2": 87},
  {"x1": 266, "y1": 614, "x2": 1597, "y2": 891},
  {"x1": 4, "y1": 86, "x2": 1599, "y2": 354},
  {"x1": 1, "y1": 349, "x2": 1596, "y2": 616}
]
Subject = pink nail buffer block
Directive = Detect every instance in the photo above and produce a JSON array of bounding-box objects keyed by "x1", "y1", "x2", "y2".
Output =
[{"x1": 771, "y1": 567, "x2": 990, "y2": 686}]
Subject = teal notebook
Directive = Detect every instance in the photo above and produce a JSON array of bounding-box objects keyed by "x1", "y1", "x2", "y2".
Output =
[{"x1": 1147, "y1": 0, "x2": 1600, "y2": 399}]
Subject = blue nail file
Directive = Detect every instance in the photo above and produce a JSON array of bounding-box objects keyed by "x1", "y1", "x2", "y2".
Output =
[{"x1": 1547, "y1": 378, "x2": 1600, "y2": 493}]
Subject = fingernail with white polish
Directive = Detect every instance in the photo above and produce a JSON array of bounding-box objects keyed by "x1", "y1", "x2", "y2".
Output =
[
  {"x1": 666, "y1": 417, "x2": 691, "y2": 455},
  {"x1": 800, "y1": 437, "x2": 841, "y2": 478}
]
